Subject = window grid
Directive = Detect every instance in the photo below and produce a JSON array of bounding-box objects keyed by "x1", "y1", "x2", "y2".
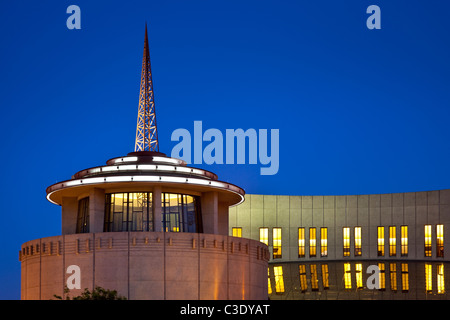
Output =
[
  {"x1": 389, "y1": 226, "x2": 396, "y2": 257},
  {"x1": 298, "y1": 228, "x2": 305, "y2": 258},
  {"x1": 354, "y1": 227, "x2": 362, "y2": 256},
  {"x1": 273, "y1": 228, "x2": 282, "y2": 259},
  {"x1": 401, "y1": 226, "x2": 408, "y2": 257},
  {"x1": 343, "y1": 227, "x2": 350, "y2": 257},
  {"x1": 377, "y1": 227, "x2": 385, "y2": 256},
  {"x1": 309, "y1": 228, "x2": 316, "y2": 257},
  {"x1": 321, "y1": 227, "x2": 328, "y2": 257},
  {"x1": 260, "y1": 228, "x2": 269, "y2": 246},
  {"x1": 425, "y1": 225, "x2": 432, "y2": 257},
  {"x1": 437, "y1": 224, "x2": 444, "y2": 258}
]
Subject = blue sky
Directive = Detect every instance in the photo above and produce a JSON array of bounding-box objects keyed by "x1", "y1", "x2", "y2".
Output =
[{"x1": 1, "y1": 0, "x2": 449, "y2": 299}]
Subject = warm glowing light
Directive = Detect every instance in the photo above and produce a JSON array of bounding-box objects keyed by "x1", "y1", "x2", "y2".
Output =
[
  {"x1": 354, "y1": 227, "x2": 362, "y2": 256},
  {"x1": 320, "y1": 227, "x2": 327, "y2": 257},
  {"x1": 309, "y1": 228, "x2": 316, "y2": 257},
  {"x1": 298, "y1": 228, "x2": 305, "y2": 258},
  {"x1": 377, "y1": 226, "x2": 385, "y2": 256},
  {"x1": 273, "y1": 228, "x2": 282, "y2": 259},
  {"x1": 389, "y1": 226, "x2": 396, "y2": 256},
  {"x1": 437, "y1": 224, "x2": 444, "y2": 258},
  {"x1": 401, "y1": 226, "x2": 408, "y2": 256},
  {"x1": 259, "y1": 228, "x2": 269, "y2": 246},
  {"x1": 425, "y1": 225, "x2": 432, "y2": 257},
  {"x1": 343, "y1": 227, "x2": 350, "y2": 257},
  {"x1": 344, "y1": 263, "x2": 352, "y2": 289},
  {"x1": 274, "y1": 266, "x2": 284, "y2": 293},
  {"x1": 438, "y1": 264, "x2": 445, "y2": 294}
]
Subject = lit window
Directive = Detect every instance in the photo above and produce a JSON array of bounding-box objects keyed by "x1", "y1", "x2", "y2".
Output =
[
  {"x1": 389, "y1": 226, "x2": 396, "y2": 256},
  {"x1": 426, "y1": 263, "x2": 432, "y2": 293},
  {"x1": 401, "y1": 263, "x2": 409, "y2": 293},
  {"x1": 232, "y1": 227, "x2": 242, "y2": 238},
  {"x1": 343, "y1": 227, "x2": 350, "y2": 257},
  {"x1": 273, "y1": 228, "x2": 282, "y2": 259},
  {"x1": 311, "y1": 264, "x2": 319, "y2": 291},
  {"x1": 298, "y1": 228, "x2": 305, "y2": 258},
  {"x1": 299, "y1": 265, "x2": 307, "y2": 292},
  {"x1": 390, "y1": 263, "x2": 397, "y2": 292},
  {"x1": 401, "y1": 226, "x2": 408, "y2": 256},
  {"x1": 355, "y1": 227, "x2": 362, "y2": 256},
  {"x1": 274, "y1": 266, "x2": 284, "y2": 293},
  {"x1": 309, "y1": 228, "x2": 316, "y2": 257},
  {"x1": 437, "y1": 224, "x2": 444, "y2": 258},
  {"x1": 377, "y1": 227, "x2": 385, "y2": 256},
  {"x1": 438, "y1": 264, "x2": 445, "y2": 294},
  {"x1": 322, "y1": 264, "x2": 330, "y2": 289},
  {"x1": 321, "y1": 228, "x2": 328, "y2": 257},
  {"x1": 344, "y1": 263, "x2": 352, "y2": 289},
  {"x1": 260, "y1": 227, "x2": 269, "y2": 246},
  {"x1": 161, "y1": 193, "x2": 200, "y2": 233},
  {"x1": 105, "y1": 192, "x2": 154, "y2": 232},
  {"x1": 425, "y1": 225, "x2": 432, "y2": 257},
  {"x1": 356, "y1": 263, "x2": 363, "y2": 289},
  {"x1": 378, "y1": 263, "x2": 386, "y2": 290},
  {"x1": 268, "y1": 268, "x2": 272, "y2": 295}
]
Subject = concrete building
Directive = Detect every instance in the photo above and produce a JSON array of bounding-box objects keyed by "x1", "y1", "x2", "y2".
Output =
[
  {"x1": 18, "y1": 27, "x2": 269, "y2": 300},
  {"x1": 229, "y1": 191, "x2": 450, "y2": 299}
]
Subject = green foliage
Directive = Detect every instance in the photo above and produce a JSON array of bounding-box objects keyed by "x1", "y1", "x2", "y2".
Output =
[{"x1": 53, "y1": 286, "x2": 127, "y2": 300}]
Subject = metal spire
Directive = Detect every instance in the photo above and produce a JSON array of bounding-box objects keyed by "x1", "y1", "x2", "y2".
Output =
[{"x1": 135, "y1": 24, "x2": 159, "y2": 152}]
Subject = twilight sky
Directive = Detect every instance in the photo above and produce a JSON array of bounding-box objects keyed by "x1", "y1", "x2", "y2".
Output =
[{"x1": 1, "y1": 0, "x2": 449, "y2": 299}]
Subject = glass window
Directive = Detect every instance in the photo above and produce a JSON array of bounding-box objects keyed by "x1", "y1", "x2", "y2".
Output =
[
  {"x1": 356, "y1": 263, "x2": 363, "y2": 289},
  {"x1": 390, "y1": 263, "x2": 397, "y2": 292},
  {"x1": 401, "y1": 263, "x2": 409, "y2": 293},
  {"x1": 401, "y1": 226, "x2": 408, "y2": 256},
  {"x1": 309, "y1": 228, "x2": 316, "y2": 257},
  {"x1": 260, "y1": 228, "x2": 269, "y2": 246},
  {"x1": 438, "y1": 264, "x2": 445, "y2": 294},
  {"x1": 343, "y1": 227, "x2": 350, "y2": 257},
  {"x1": 311, "y1": 264, "x2": 319, "y2": 291},
  {"x1": 299, "y1": 265, "x2": 307, "y2": 292},
  {"x1": 344, "y1": 263, "x2": 352, "y2": 289},
  {"x1": 378, "y1": 263, "x2": 386, "y2": 291},
  {"x1": 268, "y1": 268, "x2": 272, "y2": 295},
  {"x1": 298, "y1": 228, "x2": 305, "y2": 258},
  {"x1": 104, "y1": 192, "x2": 153, "y2": 232},
  {"x1": 389, "y1": 226, "x2": 396, "y2": 256},
  {"x1": 425, "y1": 263, "x2": 432, "y2": 293},
  {"x1": 377, "y1": 226, "x2": 385, "y2": 256},
  {"x1": 273, "y1": 228, "x2": 282, "y2": 259},
  {"x1": 232, "y1": 227, "x2": 242, "y2": 238},
  {"x1": 425, "y1": 225, "x2": 432, "y2": 257},
  {"x1": 76, "y1": 197, "x2": 89, "y2": 233},
  {"x1": 321, "y1": 228, "x2": 328, "y2": 257},
  {"x1": 322, "y1": 264, "x2": 330, "y2": 290},
  {"x1": 437, "y1": 224, "x2": 444, "y2": 258},
  {"x1": 274, "y1": 266, "x2": 284, "y2": 293},
  {"x1": 354, "y1": 227, "x2": 362, "y2": 256},
  {"x1": 161, "y1": 193, "x2": 202, "y2": 233}
]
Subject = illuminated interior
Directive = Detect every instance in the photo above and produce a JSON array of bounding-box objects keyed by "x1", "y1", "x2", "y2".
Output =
[
  {"x1": 377, "y1": 226, "x2": 385, "y2": 256},
  {"x1": 273, "y1": 228, "x2": 282, "y2": 259},
  {"x1": 320, "y1": 228, "x2": 327, "y2": 257},
  {"x1": 343, "y1": 227, "x2": 350, "y2": 257},
  {"x1": 354, "y1": 227, "x2": 362, "y2": 256},
  {"x1": 309, "y1": 227, "x2": 316, "y2": 257},
  {"x1": 389, "y1": 226, "x2": 396, "y2": 256},
  {"x1": 274, "y1": 266, "x2": 284, "y2": 293},
  {"x1": 401, "y1": 226, "x2": 408, "y2": 256},
  {"x1": 260, "y1": 228, "x2": 269, "y2": 246},
  {"x1": 425, "y1": 225, "x2": 432, "y2": 257},
  {"x1": 298, "y1": 228, "x2": 305, "y2": 258},
  {"x1": 437, "y1": 224, "x2": 444, "y2": 258}
]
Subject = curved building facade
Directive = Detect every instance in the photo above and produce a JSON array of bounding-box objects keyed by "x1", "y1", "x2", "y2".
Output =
[
  {"x1": 229, "y1": 190, "x2": 450, "y2": 299},
  {"x1": 20, "y1": 152, "x2": 269, "y2": 300}
]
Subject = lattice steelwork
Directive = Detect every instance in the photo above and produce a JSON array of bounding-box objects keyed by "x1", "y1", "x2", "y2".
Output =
[{"x1": 135, "y1": 25, "x2": 159, "y2": 152}]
